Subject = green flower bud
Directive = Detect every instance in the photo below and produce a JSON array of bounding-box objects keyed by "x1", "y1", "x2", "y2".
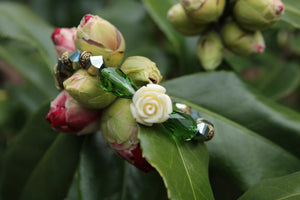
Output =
[
  {"x1": 120, "y1": 56, "x2": 162, "y2": 88},
  {"x1": 234, "y1": 0, "x2": 285, "y2": 31},
  {"x1": 100, "y1": 98, "x2": 153, "y2": 172},
  {"x1": 181, "y1": 0, "x2": 226, "y2": 24},
  {"x1": 63, "y1": 69, "x2": 116, "y2": 109},
  {"x1": 221, "y1": 21, "x2": 265, "y2": 56},
  {"x1": 197, "y1": 31, "x2": 224, "y2": 71},
  {"x1": 100, "y1": 99, "x2": 138, "y2": 149},
  {"x1": 74, "y1": 14, "x2": 126, "y2": 67},
  {"x1": 167, "y1": 3, "x2": 207, "y2": 36}
]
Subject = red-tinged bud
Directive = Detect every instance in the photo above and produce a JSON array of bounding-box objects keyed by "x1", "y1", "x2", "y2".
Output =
[
  {"x1": 46, "y1": 90, "x2": 100, "y2": 135},
  {"x1": 221, "y1": 21, "x2": 265, "y2": 56},
  {"x1": 51, "y1": 27, "x2": 77, "y2": 57},
  {"x1": 100, "y1": 99, "x2": 154, "y2": 172},
  {"x1": 234, "y1": 0, "x2": 285, "y2": 31},
  {"x1": 75, "y1": 14, "x2": 126, "y2": 67}
]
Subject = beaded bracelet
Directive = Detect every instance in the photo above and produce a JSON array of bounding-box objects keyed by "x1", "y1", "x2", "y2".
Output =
[{"x1": 54, "y1": 49, "x2": 215, "y2": 142}]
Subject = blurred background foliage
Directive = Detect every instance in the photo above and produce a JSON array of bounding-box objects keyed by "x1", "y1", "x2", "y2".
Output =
[{"x1": 0, "y1": 0, "x2": 300, "y2": 199}]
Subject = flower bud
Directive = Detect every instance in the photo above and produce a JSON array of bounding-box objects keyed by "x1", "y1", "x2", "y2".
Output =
[
  {"x1": 221, "y1": 21, "x2": 265, "y2": 56},
  {"x1": 197, "y1": 31, "x2": 224, "y2": 71},
  {"x1": 181, "y1": 0, "x2": 226, "y2": 24},
  {"x1": 100, "y1": 99, "x2": 153, "y2": 172},
  {"x1": 234, "y1": 0, "x2": 285, "y2": 31},
  {"x1": 74, "y1": 14, "x2": 126, "y2": 67},
  {"x1": 46, "y1": 90, "x2": 100, "y2": 134},
  {"x1": 167, "y1": 3, "x2": 207, "y2": 36},
  {"x1": 63, "y1": 69, "x2": 116, "y2": 109},
  {"x1": 51, "y1": 27, "x2": 76, "y2": 57},
  {"x1": 120, "y1": 56, "x2": 162, "y2": 88}
]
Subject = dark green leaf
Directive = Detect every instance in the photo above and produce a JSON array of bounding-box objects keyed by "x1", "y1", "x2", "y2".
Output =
[
  {"x1": 0, "y1": 102, "x2": 58, "y2": 200},
  {"x1": 78, "y1": 132, "x2": 167, "y2": 200},
  {"x1": 0, "y1": 2, "x2": 56, "y2": 67},
  {"x1": 282, "y1": 0, "x2": 300, "y2": 29},
  {"x1": 139, "y1": 125, "x2": 214, "y2": 200},
  {"x1": 20, "y1": 133, "x2": 83, "y2": 200},
  {"x1": 162, "y1": 72, "x2": 300, "y2": 189},
  {"x1": 141, "y1": 0, "x2": 183, "y2": 55},
  {"x1": 238, "y1": 171, "x2": 300, "y2": 200},
  {"x1": 141, "y1": 0, "x2": 198, "y2": 74},
  {"x1": 0, "y1": 39, "x2": 58, "y2": 100},
  {"x1": 226, "y1": 51, "x2": 300, "y2": 100}
]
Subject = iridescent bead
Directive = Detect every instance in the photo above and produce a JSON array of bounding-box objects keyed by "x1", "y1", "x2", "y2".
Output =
[
  {"x1": 195, "y1": 118, "x2": 214, "y2": 141},
  {"x1": 68, "y1": 49, "x2": 82, "y2": 70},
  {"x1": 163, "y1": 110, "x2": 198, "y2": 141},
  {"x1": 98, "y1": 67, "x2": 137, "y2": 99},
  {"x1": 85, "y1": 55, "x2": 105, "y2": 76},
  {"x1": 53, "y1": 59, "x2": 72, "y2": 89}
]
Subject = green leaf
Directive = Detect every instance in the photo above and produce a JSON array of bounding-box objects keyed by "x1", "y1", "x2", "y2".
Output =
[
  {"x1": 238, "y1": 171, "x2": 300, "y2": 200},
  {"x1": 0, "y1": 103, "x2": 83, "y2": 200},
  {"x1": 19, "y1": 133, "x2": 83, "y2": 200},
  {"x1": 0, "y1": 38, "x2": 58, "y2": 101},
  {"x1": 162, "y1": 72, "x2": 300, "y2": 189},
  {"x1": 0, "y1": 102, "x2": 58, "y2": 200},
  {"x1": 225, "y1": 51, "x2": 300, "y2": 100},
  {"x1": 282, "y1": 0, "x2": 300, "y2": 29},
  {"x1": 78, "y1": 132, "x2": 167, "y2": 200},
  {"x1": 141, "y1": 0, "x2": 198, "y2": 74},
  {"x1": 139, "y1": 125, "x2": 214, "y2": 200},
  {"x1": 141, "y1": 0, "x2": 183, "y2": 55},
  {"x1": 0, "y1": 2, "x2": 56, "y2": 67}
]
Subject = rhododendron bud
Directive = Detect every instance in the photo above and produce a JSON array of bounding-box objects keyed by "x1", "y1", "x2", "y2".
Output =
[
  {"x1": 51, "y1": 27, "x2": 76, "y2": 57},
  {"x1": 75, "y1": 14, "x2": 125, "y2": 67},
  {"x1": 120, "y1": 56, "x2": 162, "y2": 88},
  {"x1": 167, "y1": 3, "x2": 207, "y2": 36},
  {"x1": 221, "y1": 21, "x2": 265, "y2": 56},
  {"x1": 181, "y1": 0, "x2": 226, "y2": 24},
  {"x1": 63, "y1": 69, "x2": 116, "y2": 109},
  {"x1": 234, "y1": 0, "x2": 285, "y2": 31},
  {"x1": 100, "y1": 99, "x2": 153, "y2": 172},
  {"x1": 46, "y1": 90, "x2": 100, "y2": 135},
  {"x1": 197, "y1": 31, "x2": 224, "y2": 71}
]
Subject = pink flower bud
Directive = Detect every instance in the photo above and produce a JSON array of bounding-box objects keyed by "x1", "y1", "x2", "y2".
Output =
[
  {"x1": 51, "y1": 28, "x2": 77, "y2": 57},
  {"x1": 46, "y1": 90, "x2": 100, "y2": 134}
]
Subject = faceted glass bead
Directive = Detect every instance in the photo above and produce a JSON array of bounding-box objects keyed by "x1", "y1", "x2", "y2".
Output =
[
  {"x1": 163, "y1": 110, "x2": 198, "y2": 141},
  {"x1": 68, "y1": 49, "x2": 82, "y2": 70},
  {"x1": 99, "y1": 67, "x2": 137, "y2": 99},
  {"x1": 195, "y1": 119, "x2": 214, "y2": 141},
  {"x1": 172, "y1": 100, "x2": 215, "y2": 141},
  {"x1": 53, "y1": 59, "x2": 72, "y2": 89},
  {"x1": 85, "y1": 56, "x2": 105, "y2": 76}
]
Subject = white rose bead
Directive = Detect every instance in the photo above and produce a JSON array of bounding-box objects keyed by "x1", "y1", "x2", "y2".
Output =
[{"x1": 130, "y1": 84, "x2": 173, "y2": 126}]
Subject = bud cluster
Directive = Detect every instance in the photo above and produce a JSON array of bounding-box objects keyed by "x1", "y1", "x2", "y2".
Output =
[
  {"x1": 168, "y1": 0, "x2": 285, "y2": 70},
  {"x1": 47, "y1": 14, "x2": 163, "y2": 172}
]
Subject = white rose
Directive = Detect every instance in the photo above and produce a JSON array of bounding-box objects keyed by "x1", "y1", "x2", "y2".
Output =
[{"x1": 130, "y1": 84, "x2": 173, "y2": 126}]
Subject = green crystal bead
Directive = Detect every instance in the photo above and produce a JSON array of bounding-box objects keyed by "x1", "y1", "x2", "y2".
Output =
[
  {"x1": 163, "y1": 110, "x2": 198, "y2": 141},
  {"x1": 68, "y1": 49, "x2": 82, "y2": 70},
  {"x1": 172, "y1": 100, "x2": 215, "y2": 141},
  {"x1": 99, "y1": 67, "x2": 137, "y2": 99}
]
